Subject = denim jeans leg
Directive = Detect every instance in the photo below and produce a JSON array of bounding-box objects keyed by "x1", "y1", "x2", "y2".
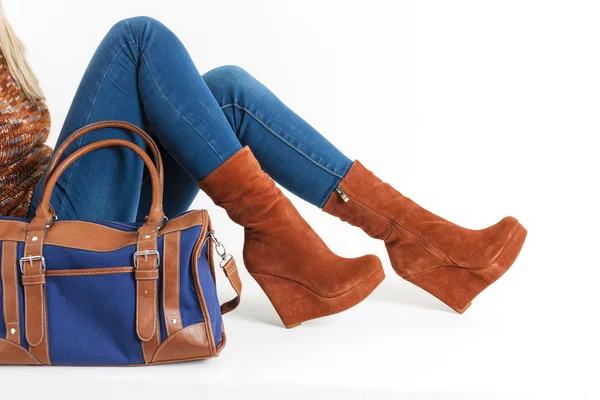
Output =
[
  {"x1": 30, "y1": 17, "x2": 242, "y2": 221},
  {"x1": 203, "y1": 66, "x2": 354, "y2": 207}
]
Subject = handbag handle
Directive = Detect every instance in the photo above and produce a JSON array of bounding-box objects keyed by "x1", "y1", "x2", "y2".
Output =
[
  {"x1": 24, "y1": 139, "x2": 163, "y2": 352},
  {"x1": 42, "y1": 121, "x2": 164, "y2": 191},
  {"x1": 34, "y1": 139, "x2": 164, "y2": 225}
]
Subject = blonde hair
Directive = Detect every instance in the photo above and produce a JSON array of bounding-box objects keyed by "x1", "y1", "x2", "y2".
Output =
[{"x1": 0, "y1": 1, "x2": 44, "y2": 100}]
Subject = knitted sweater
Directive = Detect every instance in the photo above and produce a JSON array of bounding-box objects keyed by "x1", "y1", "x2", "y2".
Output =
[{"x1": 0, "y1": 53, "x2": 51, "y2": 217}]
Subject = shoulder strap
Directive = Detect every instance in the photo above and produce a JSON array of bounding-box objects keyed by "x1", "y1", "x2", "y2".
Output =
[
  {"x1": 207, "y1": 230, "x2": 242, "y2": 315},
  {"x1": 220, "y1": 257, "x2": 242, "y2": 315}
]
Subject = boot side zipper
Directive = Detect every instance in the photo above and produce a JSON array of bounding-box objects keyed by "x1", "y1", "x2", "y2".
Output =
[
  {"x1": 335, "y1": 187, "x2": 350, "y2": 202},
  {"x1": 335, "y1": 187, "x2": 446, "y2": 260}
]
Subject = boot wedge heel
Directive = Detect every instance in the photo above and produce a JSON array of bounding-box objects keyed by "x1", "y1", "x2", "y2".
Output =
[
  {"x1": 404, "y1": 223, "x2": 528, "y2": 313},
  {"x1": 404, "y1": 267, "x2": 487, "y2": 314},
  {"x1": 200, "y1": 148, "x2": 385, "y2": 325},
  {"x1": 251, "y1": 269, "x2": 385, "y2": 328}
]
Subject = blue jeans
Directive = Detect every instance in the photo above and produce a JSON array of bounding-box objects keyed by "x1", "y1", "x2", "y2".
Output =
[{"x1": 29, "y1": 17, "x2": 353, "y2": 222}]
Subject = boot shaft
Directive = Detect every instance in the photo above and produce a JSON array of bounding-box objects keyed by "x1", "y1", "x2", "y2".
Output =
[
  {"x1": 323, "y1": 160, "x2": 416, "y2": 241},
  {"x1": 198, "y1": 147, "x2": 385, "y2": 326},
  {"x1": 324, "y1": 160, "x2": 524, "y2": 272}
]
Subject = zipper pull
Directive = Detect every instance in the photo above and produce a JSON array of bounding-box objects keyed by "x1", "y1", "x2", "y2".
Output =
[{"x1": 335, "y1": 187, "x2": 350, "y2": 203}]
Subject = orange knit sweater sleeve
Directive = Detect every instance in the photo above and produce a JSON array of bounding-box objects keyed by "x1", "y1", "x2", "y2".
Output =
[{"x1": 0, "y1": 53, "x2": 52, "y2": 217}]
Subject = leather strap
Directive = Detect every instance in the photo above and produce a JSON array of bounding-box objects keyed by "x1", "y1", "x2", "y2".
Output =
[
  {"x1": 136, "y1": 225, "x2": 161, "y2": 363},
  {"x1": 22, "y1": 219, "x2": 50, "y2": 365},
  {"x1": 206, "y1": 230, "x2": 242, "y2": 315},
  {"x1": 42, "y1": 120, "x2": 164, "y2": 192},
  {"x1": 220, "y1": 257, "x2": 242, "y2": 315},
  {"x1": 1, "y1": 242, "x2": 20, "y2": 344},
  {"x1": 163, "y1": 232, "x2": 183, "y2": 336},
  {"x1": 35, "y1": 139, "x2": 164, "y2": 225}
]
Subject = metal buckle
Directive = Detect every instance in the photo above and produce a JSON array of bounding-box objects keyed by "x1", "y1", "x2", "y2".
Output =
[
  {"x1": 19, "y1": 256, "x2": 47, "y2": 274},
  {"x1": 133, "y1": 250, "x2": 160, "y2": 268}
]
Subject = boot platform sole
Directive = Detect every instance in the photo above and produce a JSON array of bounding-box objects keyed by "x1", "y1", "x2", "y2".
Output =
[
  {"x1": 251, "y1": 268, "x2": 385, "y2": 328},
  {"x1": 404, "y1": 223, "x2": 527, "y2": 313}
]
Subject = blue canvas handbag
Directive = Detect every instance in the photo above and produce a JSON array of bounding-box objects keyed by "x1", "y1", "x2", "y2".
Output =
[{"x1": 0, "y1": 121, "x2": 242, "y2": 366}]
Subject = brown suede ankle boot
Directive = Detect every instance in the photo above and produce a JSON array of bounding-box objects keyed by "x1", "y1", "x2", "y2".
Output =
[
  {"x1": 323, "y1": 161, "x2": 527, "y2": 314},
  {"x1": 199, "y1": 148, "x2": 385, "y2": 327}
]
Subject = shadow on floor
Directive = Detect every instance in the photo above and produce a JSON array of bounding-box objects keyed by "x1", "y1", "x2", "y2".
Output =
[
  {"x1": 360, "y1": 278, "x2": 453, "y2": 313},
  {"x1": 231, "y1": 276, "x2": 456, "y2": 329}
]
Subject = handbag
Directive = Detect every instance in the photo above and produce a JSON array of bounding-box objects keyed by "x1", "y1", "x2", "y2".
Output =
[{"x1": 0, "y1": 120, "x2": 242, "y2": 366}]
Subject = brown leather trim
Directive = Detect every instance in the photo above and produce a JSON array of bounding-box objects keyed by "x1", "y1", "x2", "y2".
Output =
[
  {"x1": 136, "y1": 225, "x2": 161, "y2": 363},
  {"x1": 141, "y1": 334, "x2": 161, "y2": 364},
  {"x1": 0, "y1": 210, "x2": 207, "y2": 252},
  {"x1": 27, "y1": 284, "x2": 50, "y2": 365},
  {"x1": 45, "y1": 267, "x2": 134, "y2": 277},
  {"x1": 0, "y1": 208, "x2": 216, "y2": 365},
  {"x1": 22, "y1": 219, "x2": 50, "y2": 365},
  {"x1": 43, "y1": 121, "x2": 164, "y2": 195},
  {"x1": 135, "y1": 270, "x2": 160, "y2": 280},
  {"x1": 191, "y1": 219, "x2": 217, "y2": 357},
  {"x1": 36, "y1": 139, "x2": 164, "y2": 224},
  {"x1": 219, "y1": 257, "x2": 242, "y2": 315},
  {"x1": 0, "y1": 221, "x2": 25, "y2": 242},
  {"x1": 1, "y1": 241, "x2": 20, "y2": 344},
  {"x1": 216, "y1": 329, "x2": 227, "y2": 354},
  {"x1": 135, "y1": 226, "x2": 159, "y2": 343},
  {"x1": 151, "y1": 322, "x2": 211, "y2": 363},
  {"x1": 163, "y1": 231, "x2": 183, "y2": 336},
  {"x1": 0, "y1": 339, "x2": 41, "y2": 365},
  {"x1": 21, "y1": 275, "x2": 46, "y2": 286}
]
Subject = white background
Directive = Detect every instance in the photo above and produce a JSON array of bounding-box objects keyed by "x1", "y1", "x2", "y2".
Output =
[{"x1": 1, "y1": 1, "x2": 599, "y2": 399}]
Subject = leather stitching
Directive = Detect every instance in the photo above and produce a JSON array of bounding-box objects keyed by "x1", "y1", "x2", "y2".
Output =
[
  {"x1": 0, "y1": 338, "x2": 41, "y2": 364},
  {"x1": 176, "y1": 232, "x2": 180, "y2": 316},
  {"x1": 136, "y1": 281, "x2": 158, "y2": 342},
  {"x1": 45, "y1": 267, "x2": 133, "y2": 277},
  {"x1": 12, "y1": 245, "x2": 18, "y2": 344},
  {"x1": 162, "y1": 235, "x2": 169, "y2": 336},
  {"x1": 163, "y1": 232, "x2": 182, "y2": 336},
  {"x1": 190, "y1": 223, "x2": 216, "y2": 355},
  {"x1": 41, "y1": 286, "x2": 50, "y2": 364},
  {"x1": 0, "y1": 216, "x2": 204, "y2": 252},
  {"x1": 1, "y1": 242, "x2": 19, "y2": 343},
  {"x1": 151, "y1": 322, "x2": 207, "y2": 362}
]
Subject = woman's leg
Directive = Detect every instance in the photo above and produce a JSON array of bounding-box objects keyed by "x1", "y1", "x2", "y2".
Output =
[
  {"x1": 201, "y1": 66, "x2": 527, "y2": 315},
  {"x1": 28, "y1": 16, "x2": 381, "y2": 328},
  {"x1": 30, "y1": 16, "x2": 242, "y2": 221},
  {"x1": 203, "y1": 66, "x2": 354, "y2": 208}
]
